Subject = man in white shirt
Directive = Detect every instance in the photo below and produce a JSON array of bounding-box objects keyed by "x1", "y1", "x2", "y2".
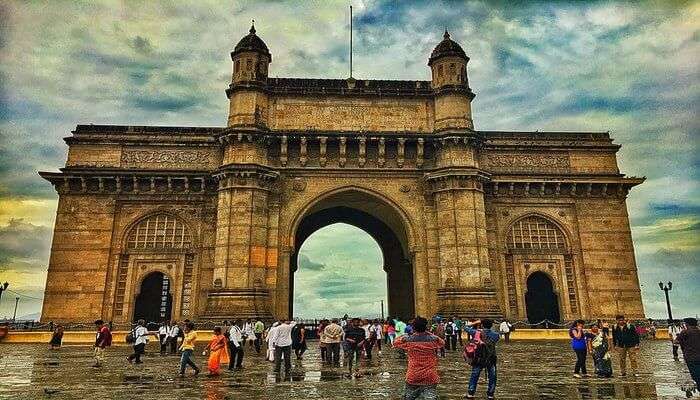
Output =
[
  {"x1": 669, "y1": 320, "x2": 684, "y2": 360},
  {"x1": 167, "y1": 321, "x2": 181, "y2": 354},
  {"x1": 266, "y1": 322, "x2": 280, "y2": 362},
  {"x1": 158, "y1": 321, "x2": 169, "y2": 355},
  {"x1": 127, "y1": 319, "x2": 150, "y2": 364},
  {"x1": 268, "y1": 319, "x2": 296, "y2": 374},
  {"x1": 228, "y1": 320, "x2": 244, "y2": 369},
  {"x1": 499, "y1": 320, "x2": 512, "y2": 342},
  {"x1": 243, "y1": 319, "x2": 255, "y2": 348}
]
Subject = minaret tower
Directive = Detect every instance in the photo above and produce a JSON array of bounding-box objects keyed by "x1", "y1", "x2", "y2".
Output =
[{"x1": 429, "y1": 30, "x2": 475, "y2": 131}]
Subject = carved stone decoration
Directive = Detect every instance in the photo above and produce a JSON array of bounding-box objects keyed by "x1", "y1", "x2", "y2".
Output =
[
  {"x1": 397, "y1": 138, "x2": 406, "y2": 168},
  {"x1": 399, "y1": 184, "x2": 411, "y2": 193},
  {"x1": 121, "y1": 149, "x2": 213, "y2": 169},
  {"x1": 292, "y1": 178, "x2": 306, "y2": 192},
  {"x1": 416, "y1": 138, "x2": 424, "y2": 167},
  {"x1": 280, "y1": 136, "x2": 288, "y2": 166},
  {"x1": 299, "y1": 136, "x2": 307, "y2": 166},
  {"x1": 339, "y1": 137, "x2": 347, "y2": 167},
  {"x1": 482, "y1": 153, "x2": 570, "y2": 173},
  {"x1": 358, "y1": 137, "x2": 366, "y2": 167},
  {"x1": 378, "y1": 137, "x2": 386, "y2": 167}
]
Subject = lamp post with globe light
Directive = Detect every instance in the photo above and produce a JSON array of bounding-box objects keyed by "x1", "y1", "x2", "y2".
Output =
[{"x1": 658, "y1": 281, "x2": 673, "y2": 322}]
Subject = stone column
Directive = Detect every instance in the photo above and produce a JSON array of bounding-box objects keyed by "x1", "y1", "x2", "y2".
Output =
[
  {"x1": 426, "y1": 139, "x2": 501, "y2": 318},
  {"x1": 204, "y1": 161, "x2": 279, "y2": 320}
]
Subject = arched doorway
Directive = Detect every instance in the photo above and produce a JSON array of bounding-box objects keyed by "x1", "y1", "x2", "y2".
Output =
[
  {"x1": 133, "y1": 272, "x2": 172, "y2": 323},
  {"x1": 525, "y1": 272, "x2": 560, "y2": 324},
  {"x1": 289, "y1": 189, "x2": 414, "y2": 319}
]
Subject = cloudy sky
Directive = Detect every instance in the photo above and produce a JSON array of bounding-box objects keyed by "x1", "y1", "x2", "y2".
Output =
[{"x1": 0, "y1": 1, "x2": 697, "y2": 320}]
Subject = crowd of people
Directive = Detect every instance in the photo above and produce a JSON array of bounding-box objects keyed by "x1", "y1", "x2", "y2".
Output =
[{"x1": 45, "y1": 313, "x2": 700, "y2": 399}]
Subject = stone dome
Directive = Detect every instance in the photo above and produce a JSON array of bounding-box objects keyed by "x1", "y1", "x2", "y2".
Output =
[
  {"x1": 232, "y1": 23, "x2": 271, "y2": 61},
  {"x1": 428, "y1": 30, "x2": 467, "y2": 66}
]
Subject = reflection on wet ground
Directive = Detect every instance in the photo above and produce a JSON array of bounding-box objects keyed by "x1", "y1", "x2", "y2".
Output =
[{"x1": 0, "y1": 340, "x2": 696, "y2": 399}]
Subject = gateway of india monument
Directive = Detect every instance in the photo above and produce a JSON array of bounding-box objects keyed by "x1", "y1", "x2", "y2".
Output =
[{"x1": 39, "y1": 25, "x2": 645, "y2": 324}]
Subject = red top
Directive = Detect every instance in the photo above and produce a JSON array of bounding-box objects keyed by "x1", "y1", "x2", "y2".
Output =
[{"x1": 393, "y1": 332, "x2": 445, "y2": 385}]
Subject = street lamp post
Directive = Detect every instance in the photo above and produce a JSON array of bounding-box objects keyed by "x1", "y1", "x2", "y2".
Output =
[
  {"x1": 12, "y1": 297, "x2": 19, "y2": 322},
  {"x1": 658, "y1": 281, "x2": 673, "y2": 322}
]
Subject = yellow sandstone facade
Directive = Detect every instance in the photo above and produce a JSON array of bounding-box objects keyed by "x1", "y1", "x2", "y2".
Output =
[{"x1": 39, "y1": 26, "x2": 645, "y2": 324}]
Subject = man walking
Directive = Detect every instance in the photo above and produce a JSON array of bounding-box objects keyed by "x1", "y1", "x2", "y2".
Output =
[
  {"x1": 268, "y1": 319, "x2": 296, "y2": 375},
  {"x1": 465, "y1": 319, "x2": 500, "y2": 400},
  {"x1": 499, "y1": 319, "x2": 512, "y2": 343},
  {"x1": 127, "y1": 319, "x2": 149, "y2": 364},
  {"x1": 228, "y1": 319, "x2": 244, "y2": 370},
  {"x1": 444, "y1": 318, "x2": 456, "y2": 351},
  {"x1": 668, "y1": 320, "x2": 683, "y2": 360},
  {"x1": 93, "y1": 319, "x2": 112, "y2": 368},
  {"x1": 344, "y1": 318, "x2": 366, "y2": 374},
  {"x1": 167, "y1": 320, "x2": 181, "y2": 355},
  {"x1": 254, "y1": 318, "x2": 265, "y2": 354},
  {"x1": 322, "y1": 318, "x2": 343, "y2": 366},
  {"x1": 393, "y1": 316, "x2": 444, "y2": 400},
  {"x1": 677, "y1": 317, "x2": 700, "y2": 393},
  {"x1": 612, "y1": 314, "x2": 640, "y2": 377}
]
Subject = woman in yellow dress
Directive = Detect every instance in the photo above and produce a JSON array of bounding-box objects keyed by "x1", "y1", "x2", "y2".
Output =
[{"x1": 203, "y1": 326, "x2": 229, "y2": 375}]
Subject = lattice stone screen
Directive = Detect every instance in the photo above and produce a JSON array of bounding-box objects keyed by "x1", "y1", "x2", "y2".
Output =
[
  {"x1": 126, "y1": 214, "x2": 192, "y2": 249},
  {"x1": 507, "y1": 216, "x2": 566, "y2": 251}
]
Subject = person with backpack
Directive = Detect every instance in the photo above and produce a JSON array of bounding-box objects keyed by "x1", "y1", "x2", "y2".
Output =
[
  {"x1": 464, "y1": 319, "x2": 499, "y2": 400},
  {"x1": 93, "y1": 319, "x2": 112, "y2": 368},
  {"x1": 393, "y1": 316, "x2": 444, "y2": 400},
  {"x1": 499, "y1": 320, "x2": 512, "y2": 343},
  {"x1": 167, "y1": 320, "x2": 182, "y2": 355},
  {"x1": 444, "y1": 318, "x2": 456, "y2": 351},
  {"x1": 127, "y1": 319, "x2": 149, "y2": 364}
]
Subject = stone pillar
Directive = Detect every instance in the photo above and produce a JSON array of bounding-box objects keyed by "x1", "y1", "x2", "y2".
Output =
[
  {"x1": 203, "y1": 162, "x2": 278, "y2": 320},
  {"x1": 425, "y1": 140, "x2": 501, "y2": 318}
]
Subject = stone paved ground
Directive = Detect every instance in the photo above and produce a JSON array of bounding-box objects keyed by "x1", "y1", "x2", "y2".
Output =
[{"x1": 0, "y1": 339, "x2": 696, "y2": 399}]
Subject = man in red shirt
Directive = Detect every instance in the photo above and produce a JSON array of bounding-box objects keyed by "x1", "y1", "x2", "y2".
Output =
[{"x1": 393, "y1": 316, "x2": 445, "y2": 400}]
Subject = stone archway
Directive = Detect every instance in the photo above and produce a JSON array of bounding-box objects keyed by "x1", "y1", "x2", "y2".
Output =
[
  {"x1": 525, "y1": 271, "x2": 560, "y2": 324},
  {"x1": 288, "y1": 188, "x2": 415, "y2": 320},
  {"x1": 133, "y1": 271, "x2": 172, "y2": 323}
]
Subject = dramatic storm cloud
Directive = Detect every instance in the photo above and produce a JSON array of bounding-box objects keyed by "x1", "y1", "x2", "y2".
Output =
[{"x1": 0, "y1": 1, "x2": 697, "y2": 319}]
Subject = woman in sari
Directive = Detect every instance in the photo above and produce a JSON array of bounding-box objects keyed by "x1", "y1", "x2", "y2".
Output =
[
  {"x1": 203, "y1": 327, "x2": 229, "y2": 375},
  {"x1": 588, "y1": 324, "x2": 613, "y2": 378}
]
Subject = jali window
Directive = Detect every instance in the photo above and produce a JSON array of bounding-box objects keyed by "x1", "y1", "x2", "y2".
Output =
[
  {"x1": 507, "y1": 216, "x2": 566, "y2": 252},
  {"x1": 126, "y1": 214, "x2": 192, "y2": 249}
]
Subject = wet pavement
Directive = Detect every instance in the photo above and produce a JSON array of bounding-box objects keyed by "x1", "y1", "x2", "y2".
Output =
[{"x1": 0, "y1": 339, "x2": 696, "y2": 399}]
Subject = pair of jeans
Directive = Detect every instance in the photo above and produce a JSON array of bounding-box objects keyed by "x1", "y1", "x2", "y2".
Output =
[
  {"x1": 672, "y1": 344, "x2": 679, "y2": 358},
  {"x1": 403, "y1": 383, "x2": 437, "y2": 400},
  {"x1": 274, "y1": 345, "x2": 291, "y2": 373},
  {"x1": 468, "y1": 364, "x2": 497, "y2": 396},
  {"x1": 179, "y1": 349, "x2": 198, "y2": 374},
  {"x1": 346, "y1": 346, "x2": 362, "y2": 372},
  {"x1": 128, "y1": 343, "x2": 145, "y2": 363},
  {"x1": 574, "y1": 349, "x2": 588, "y2": 374},
  {"x1": 229, "y1": 342, "x2": 244, "y2": 369},
  {"x1": 326, "y1": 343, "x2": 341, "y2": 365},
  {"x1": 254, "y1": 333, "x2": 262, "y2": 354}
]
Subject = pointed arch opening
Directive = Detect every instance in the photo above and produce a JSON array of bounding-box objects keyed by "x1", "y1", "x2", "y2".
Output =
[{"x1": 289, "y1": 188, "x2": 415, "y2": 320}]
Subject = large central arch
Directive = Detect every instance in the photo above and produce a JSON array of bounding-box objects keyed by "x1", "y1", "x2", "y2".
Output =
[{"x1": 289, "y1": 188, "x2": 415, "y2": 319}]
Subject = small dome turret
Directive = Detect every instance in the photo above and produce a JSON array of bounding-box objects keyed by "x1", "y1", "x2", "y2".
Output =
[
  {"x1": 428, "y1": 30, "x2": 467, "y2": 66},
  {"x1": 232, "y1": 22, "x2": 271, "y2": 61}
]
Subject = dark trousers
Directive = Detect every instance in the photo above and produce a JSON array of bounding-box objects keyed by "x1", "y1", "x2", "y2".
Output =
[
  {"x1": 254, "y1": 333, "x2": 262, "y2": 354},
  {"x1": 468, "y1": 364, "x2": 497, "y2": 396},
  {"x1": 229, "y1": 342, "x2": 243, "y2": 369},
  {"x1": 159, "y1": 335, "x2": 167, "y2": 354},
  {"x1": 179, "y1": 349, "x2": 199, "y2": 374},
  {"x1": 327, "y1": 343, "x2": 341, "y2": 365},
  {"x1": 457, "y1": 330, "x2": 463, "y2": 346},
  {"x1": 672, "y1": 344, "x2": 679, "y2": 359},
  {"x1": 365, "y1": 340, "x2": 374, "y2": 359},
  {"x1": 574, "y1": 349, "x2": 588, "y2": 374},
  {"x1": 504, "y1": 332, "x2": 511, "y2": 343},
  {"x1": 685, "y1": 360, "x2": 700, "y2": 390},
  {"x1": 168, "y1": 337, "x2": 178, "y2": 354},
  {"x1": 445, "y1": 335, "x2": 457, "y2": 350},
  {"x1": 128, "y1": 343, "x2": 145, "y2": 363},
  {"x1": 274, "y1": 345, "x2": 291, "y2": 373},
  {"x1": 346, "y1": 346, "x2": 362, "y2": 372},
  {"x1": 320, "y1": 345, "x2": 328, "y2": 362}
]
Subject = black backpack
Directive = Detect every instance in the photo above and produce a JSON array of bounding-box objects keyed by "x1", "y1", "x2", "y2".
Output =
[
  {"x1": 472, "y1": 331, "x2": 497, "y2": 367},
  {"x1": 445, "y1": 324, "x2": 454, "y2": 335}
]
